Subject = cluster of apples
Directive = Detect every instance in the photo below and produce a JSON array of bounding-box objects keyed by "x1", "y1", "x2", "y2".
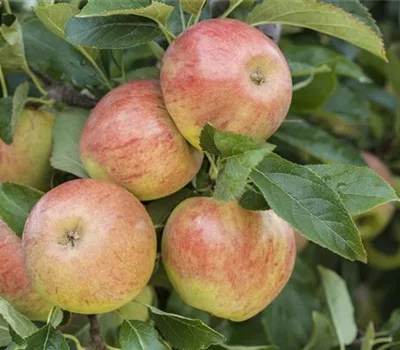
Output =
[{"x1": 1, "y1": 18, "x2": 394, "y2": 324}]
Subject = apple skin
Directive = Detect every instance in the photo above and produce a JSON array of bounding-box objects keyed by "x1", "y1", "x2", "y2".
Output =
[
  {"x1": 162, "y1": 197, "x2": 296, "y2": 322},
  {"x1": 79, "y1": 79, "x2": 203, "y2": 201},
  {"x1": 354, "y1": 152, "x2": 396, "y2": 240},
  {"x1": 0, "y1": 108, "x2": 54, "y2": 191},
  {"x1": 160, "y1": 18, "x2": 292, "y2": 149},
  {"x1": 22, "y1": 179, "x2": 157, "y2": 314},
  {"x1": 0, "y1": 219, "x2": 53, "y2": 321}
]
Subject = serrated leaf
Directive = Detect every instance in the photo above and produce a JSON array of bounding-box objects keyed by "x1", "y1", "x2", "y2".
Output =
[
  {"x1": 199, "y1": 124, "x2": 221, "y2": 155},
  {"x1": 262, "y1": 259, "x2": 321, "y2": 350},
  {"x1": 308, "y1": 164, "x2": 398, "y2": 215},
  {"x1": 318, "y1": 266, "x2": 357, "y2": 348},
  {"x1": 0, "y1": 183, "x2": 43, "y2": 237},
  {"x1": 11, "y1": 82, "x2": 29, "y2": 138},
  {"x1": 47, "y1": 308, "x2": 64, "y2": 329},
  {"x1": 146, "y1": 188, "x2": 194, "y2": 228},
  {"x1": 239, "y1": 185, "x2": 269, "y2": 211},
  {"x1": 0, "y1": 97, "x2": 13, "y2": 145},
  {"x1": 22, "y1": 18, "x2": 104, "y2": 87},
  {"x1": 35, "y1": 2, "x2": 80, "y2": 39},
  {"x1": 0, "y1": 299, "x2": 38, "y2": 339},
  {"x1": 0, "y1": 18, "x2": 27, "y2": 71},
  {"x1": 246, "y1": 0, "x2": 386, "y2": 60},
  {"x1": 0, "y1": 316, "x2": 11, "y2": 347},
  {"x1": 271, "y1": 117, "x2": 365, "y2": 165},
  {"x1": 78, "y1": 0, "x2": 174, "y2": 28},
  {"x1": 250, "y1": 153, "x2": 367, "y2": 262},
  {"x1": 50, "y1": 107, "x2": 90, "y2": 179},
  {"x1": 119, "y1": 320, "x2": 167, "y2": 350},
  {"x1": 148, "y1": 306, "x2": 225, "y2": 350},
  {"x1": 387, "y1": 43, "x2": 400, "y2": 99},
  {"x1": 303, "y1": 312, "x2": 339, "y2": 350},
  {"x1": 180, "y1": 0, "x2": 206, "y2": 15},
  {"x1": 25, "y1": 325, "x2": 69, "y2": 350},
  {"x1": 65, "y1": 15, "x2": 161, "y2": 49}
]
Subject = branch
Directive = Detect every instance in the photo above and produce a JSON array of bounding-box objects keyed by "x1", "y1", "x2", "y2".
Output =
[
  {"x1": 88, "y1": 314, "x2": 106, "y2": 350},
  {"x1": 30, "y1": 67, "x2": 99, "y2": 109}
]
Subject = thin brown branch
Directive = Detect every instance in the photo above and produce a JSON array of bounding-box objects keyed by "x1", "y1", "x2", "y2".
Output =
[{"x1": 88, "y1": 314, "x2": 106, "y2": 350}]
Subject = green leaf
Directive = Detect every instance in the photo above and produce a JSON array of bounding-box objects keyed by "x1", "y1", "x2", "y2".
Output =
[
  {"x1": 387, "y1": 43, "x2": 400, "y2": 99},
  {"x1": 308, "y1": 164, "x2": 398, "y2": 215},
  {"x1": 78, "y1": 0, "x2": 175, "y2": 29},
  {"x1": 239, "y1": 185, "x2": 269, "y2": 211},
  {"x1": 250, "y1": 153, "x2": 367, "y2": 262},
  {"x1": 50, "y1": 107, "x2": 90, "y2": 179},
  {"x1": 0, "y1": 183, "x2": 43, "y2": 237},
  {"x1": 360, "y1": 323, "x2": 375, "y2": 350},
  {"x1": 25, "y1": 325, "x2": 69, "y2": 350},
  {"x1": 119, "y1": 320, "x2": 167, "y2": 350},
  {"x1": 303, "y1": 312, "x2": 339, "y2": 350},
  {"x1": 199, "y1": 124, "x2": 221, "y2": 155},
  {"x1": 0, "y1": 97, "x2": 13, "y2": 145},
  {"x1": 148, "y1": 306, "x2": 226, "y2": 350},
  {"x1": 166, "y1": 292, "x2": 210, "y2": 324},
  {"x1": 180, "y1": 0, "x2": 206, "y2": 15},
  {"x1": 318, "y1": 266, "x2": 357, "y2": 348},
  {"x1": 246, "y1": 0, "x2": 386, "y2": 60},
  {"x1": 271, "y1": 117, "x2": 365, "y2": 165},
  {"x1": 146, "y1": 188, "x2": 194, "y2": 228},
  {"x1": 11, "y1": 82, "x2": 29, "y2": 138},
  {"x1": 35, "y1": 2, "x2": 80, "y2": 39},
  {"x1": 0, "y1": 299, "x2": 38, "y2": 339},
  {"x1": 47, "y1": 308, "x2": 64, "y2": 329},
  {"x1": 211, "y1": 346, "x2": 277, "y2": 350},
  {"x1": 22, "y1": 18, "x2": 104, "y2": 87},
  {"x1": 262, "y1": 259, "x2": 321, "y2": 350},
  {"x1": 288, "y1": 60, "x2": 331, "y2": 77},
  {"x1": 0, "y1": 316, "x2": 11, "y2": 347},
  {"x1": 65, "y1": 15, "x2": 161, "y2": 49},
  {"x1": 0, "y1": 18, "x2": 27, "y2": 71},
  {"x1": 292, "y1": 71, "x2": 337, "y2": 110}
]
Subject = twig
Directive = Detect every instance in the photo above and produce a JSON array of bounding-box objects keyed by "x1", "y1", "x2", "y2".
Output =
[
  {"x1": 88, "y1": 314, "x2": 106, "y2": 350},
  {"x1": 30, "y1": 67, "x2": 99, "y2": 108}
]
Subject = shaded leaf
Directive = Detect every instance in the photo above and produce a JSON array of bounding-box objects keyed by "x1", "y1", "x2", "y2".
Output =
[
  {"x1": 0, "y1": 316, "x2": 11, "y2": 347},
  {"x1": 0, "y1": 19, "x2": 27, "y2": 71},
  {"x1": 250, "y1": 153, "x2": 366, "y2": 262},
  {"x1": 0, "y1": 97, "x2": 13, "y2": 144},
  {"x1": 149, "y1": 306, "x2": 225, "y2": 350},
  {"x1": 25, "y1": 325, "x2": 69, "y2": 350},
  {"x1": 0, "y1": 183, "x2": 43, "y2": 237},
  {"x1": 308, "y1": 164, "x2": 398, "y2": 215},
  {"x1": 50, "y1": 107, "x2": 90, "y2": 179},
  {"x1": 318, "y1": 266, "x2": 357, "y2": 347},
  {"x1": 271, "y1": 117, "x2": 365, "y2": 165},
  {"x1": 180, "y1": 0, "x2": 206, "y2": 15},
  {"x1": 303, "y1": 312, "x2": 339, "y2": 350},
  {"x1": 11, "y1": 82, "x2": 29, "y2": 138}
]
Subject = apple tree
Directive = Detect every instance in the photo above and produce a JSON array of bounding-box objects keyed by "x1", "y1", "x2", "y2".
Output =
[{"x1": 0, "y1": 0, "x2": 400, "y2": 349}]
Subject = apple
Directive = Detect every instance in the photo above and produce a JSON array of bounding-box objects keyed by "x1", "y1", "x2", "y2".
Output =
[
  {"x1": 0, "y1": 219, "x2": 52, "y2": 321},
  {"x1": 294, "y1": 230, "x2": 309, "y2": 252},
  {"x1": 79, "y1": 79, "x2": 203, "y2": 201},
  {"x1": 22, "y1": 179, "x2": 157, "y2": 314},
  {"x1": 0, "y1": 108, "x2": 54, "y2": 191},
  {"x1": 354, "y1": 152, "x2": 396, "y2": 240},
  {"x1": 162, "y1": 197, "x2": 296, "y2": 322},
  {"x1": 160, "y1": 18, "x2": 292, "y2": 149},
  {"x1": 117, "y1": 285, "x2": 157, "y2": 322}
]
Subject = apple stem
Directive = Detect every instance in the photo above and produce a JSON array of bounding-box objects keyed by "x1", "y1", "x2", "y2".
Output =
[{"x1": 88, "y1": 314, "x2": 106, "y2": 350}]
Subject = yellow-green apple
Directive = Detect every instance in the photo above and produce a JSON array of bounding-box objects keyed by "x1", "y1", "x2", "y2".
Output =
[
  {"x1": 0, "y1": 108, "x2": 54, "y2": 191},
  {"x1": 22, "y1": 179, "x2": 157, "y2": 314},
  {"x1": 160, "y1": 18, "x2": 292, "y2": 149},
  {"x1": 0, "y1": 219, "x2": 52, "y2": 320},
  {"x1": 162, "y1": 197, "x2": 295, "y2": 321},
  {"x1": 117, "y1": 285, "x2": 157, "y2": 322},
  {"x1": 354, "y1": 152, "x2": 396, "y2": 240},
  {"x1": 294, "y1": 230, "x2": 309, "y2": 252},
  {"x1": 79, "y1": 79, "x2": 203, "y2": 201}
]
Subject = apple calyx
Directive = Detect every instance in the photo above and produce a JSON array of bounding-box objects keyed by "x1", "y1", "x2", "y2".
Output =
[
  {"x1": 60, "y1": 230, "x2": 81, "y2": 247},
  {"x1": 250, "y1": 65, "x2": 266, "y2": 86}
]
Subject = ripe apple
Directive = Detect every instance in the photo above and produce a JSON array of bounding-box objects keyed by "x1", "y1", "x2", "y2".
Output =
[
  {"x1": 22, "y1": 179, "x2": 157, "y2": 314},
  {"x1": 80, "y1": 79, "x2": 203, "y2": 201},
  {"x1": 162, "y1": 197, "x2": 296, "y2": 321},
  {"x1": 0, "y1": 219, "x2": 52, "y2": 320},
  {"x1": 0, "y1": 108, "x2": 54, "y2": 191},
  {"x1": 160, "y1": 18, "x2": 292, "y2": 149},
  {"x1": 354, "y1": 152, "x2": 396, "y2": 240}
]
